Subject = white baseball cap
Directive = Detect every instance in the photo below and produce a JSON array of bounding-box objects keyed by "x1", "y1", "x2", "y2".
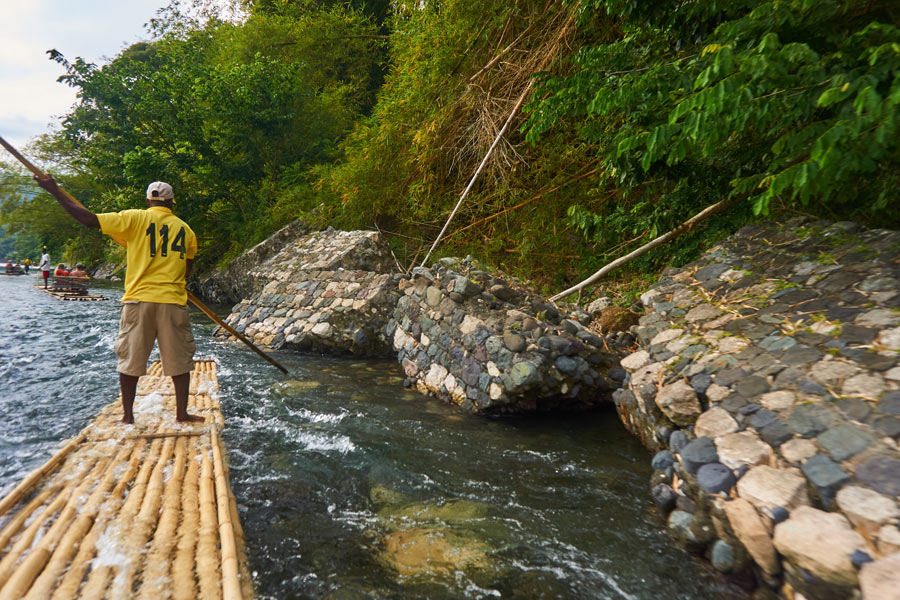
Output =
[{"x1": 146, "y1": 181, "x2": 175, "y2": 201}]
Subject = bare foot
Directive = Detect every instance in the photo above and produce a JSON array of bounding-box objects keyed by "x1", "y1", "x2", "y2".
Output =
[
  {"x1": 176, "y1": 413, "x2": 205, "y2": 423},
  {"x1": 121, "y1": 416, "x2": 134, "y2": 425}
]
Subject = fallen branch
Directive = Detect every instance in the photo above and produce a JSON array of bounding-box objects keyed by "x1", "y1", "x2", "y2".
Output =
[{"x1": 549, "y1": 196, "x2": 742, "y2": 302}]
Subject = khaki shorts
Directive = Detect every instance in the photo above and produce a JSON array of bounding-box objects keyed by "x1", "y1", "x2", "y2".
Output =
[{"x1": 115, "y1": 301, "x2": 196, "y2": 376}]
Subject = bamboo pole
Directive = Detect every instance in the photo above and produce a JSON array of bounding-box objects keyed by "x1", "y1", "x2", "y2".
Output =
[
  {"x1": 0, "y1": 487, "x2": 56, "y2": 555},
  {"x1": 110, "y1": 436, "x2": 176, "y2": 598},
  {"x1": 0, "y1": 432, "x2": 87, "y2": 518},
  {"x1": 0, "y1": 457, "x2": 109, "y2": 600},
  {"x1": 136, "y1": 435, "x2": 189, "y2": 599},
  {"x1": 197, "y1": 453, "x2": 222, "y2": 600},
  {"x1": 23, "y1": 443, "x2": 132, "y2": 600},
  {"x1": 50, "y1": 439, "x2": 148, "y2": 600},
  {"x1": 0, "y1": 493, "x2": 68, "y2": 587},
  {"x1": 221, "y1": 432, "x2": 253, "y2": 600},
  {"x1": 172, "y1": 449, "x2": 201, "y2": 600},
  {"x1": 79, "y1": 438, "x2": 162, "y2": 599},
  {"x1": 549, "y1": 196, "x2": 741, "y2": 302},
  {"x1": 211, "y1": 426, "x2": 242, "y2": 600}
]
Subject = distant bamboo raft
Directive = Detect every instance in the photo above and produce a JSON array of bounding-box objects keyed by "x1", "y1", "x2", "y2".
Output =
[
  {"x1": 0, "y1": 359, "x2": 253, "y2": 600},
  {"x1": 35, "y1": 286, "x2": 108, "y2": 301}
]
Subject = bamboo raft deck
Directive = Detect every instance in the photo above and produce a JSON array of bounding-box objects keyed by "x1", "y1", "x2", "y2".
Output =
[
  {"x1": 35, "y1": 286, "x2": 109, "y2": 301},
  {"x1": 0, "y1": 359, "x2": 253, "y2": 600}
]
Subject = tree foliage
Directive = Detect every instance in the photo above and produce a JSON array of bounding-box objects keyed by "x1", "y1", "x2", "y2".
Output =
[{"x1": 525, "y1": 0, "x2": 900, "y2": 250}]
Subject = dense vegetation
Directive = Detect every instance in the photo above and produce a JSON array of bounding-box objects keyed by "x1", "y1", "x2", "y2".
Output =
[{"x1": 2, "y1": 0, "x2": 898, "y2": 302}]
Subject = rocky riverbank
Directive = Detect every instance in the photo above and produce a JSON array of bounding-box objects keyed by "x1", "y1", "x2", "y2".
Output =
[{"x1": 615, "y1": 219, "x2": 900, "y2": 599}]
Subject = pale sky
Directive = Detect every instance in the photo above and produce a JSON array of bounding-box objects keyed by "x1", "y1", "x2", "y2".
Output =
[{"x1": 0, "y1": 0, "x2": 174, "y2": 149}]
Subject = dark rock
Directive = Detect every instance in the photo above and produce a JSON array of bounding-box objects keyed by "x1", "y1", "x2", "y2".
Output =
[
  {"x1": 738, "y1": 403, "x2": 762, "y2": 416},
  {"x1": 720, "y1": 394, "x2": 750, "y2": 414},
  {"x1": 771, "y1": 506, "x2": 789, "y2": 525},
  {"x1": 789, "y1": 404, "x2": 834, "y2": 438},
  {"x1": 669, "y1": 430, "x2": 690, "y2": 453},
  {"x1": 798, "y1": 379, "x2": 828, "y2": 396},
  {"x1": 696, "y1": 263, "x2": 730, "y2": 281},
  {"x1": 879, "y1": 391, "x2": 900, "y2": 415},
  {"x1": 851, "y1": 550, "x2": 874, "y2": 569},
  {"x1": 555, "y1": 356, "x2": 578, "y2": 374},
  {"x1": 652, "y1": 450, "x2": 676, "y2": 471},
  {"x1": 782, "y1": 345, "x2": 822, "y2": 366},
  {"x1": 759, "y1": 422, "x2": 793, "y2": 447},
  {"x1": 697, "y1": 463, "x2": 737, "y2": 494},
  {"x1": 715, "y1": 367, "x2": 748, "y2": 388},
  {"x1": 856, "y1": 457, "x2": 900, "y2": 496},
  {"x1": 657, "y1": 426, "x2": 673, "y2": 444},
  {"x1": 691, "y1": 373, "x2": 712, "y2": 394},
  {"x1": 870, "y1": 416, "x2": 900, "y2": 439},
  {"x1": 749, "y1": 409, "x2": 779, "y2": 429},
  {"x1": 711, "y1": 540, "x2": 736, "y2": 573},
  {"x1": 774, "y1": 367, "x2": 805, "y2": 388},
  {"x1": 734, "y1": 376, "x2": 770, "y2": 397},
  {"x1": 608, "y1": 367, "x2": 627, "y2": 383},
  {"x1": 680, "y1": 437, "x2": 718, "y2": 474},
  {"x1": 652, "y1": 483, "x2": 678, "y2": 514},
  {"x1": 802, "y1": 454, "x2": 849, "y2": 494},
  {"x1": 834, "y1": 397, "x2": 871, "y2": 422},
  {"x1": 839, "y1": 325, "x2": 878, "y2": 345},
  {"x1": 816, "y1": 425, "x2": 875, "y2": 461},
  {"x1": 503, "y1": 331, "x2": 527, "y2": 353}
]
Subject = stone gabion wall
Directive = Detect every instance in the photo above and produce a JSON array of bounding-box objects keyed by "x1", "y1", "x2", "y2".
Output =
[
  {"x1": 194, "y1": 219, "x2": 310, "y2": 304},
  {"x1": 615, "y1": 219, "x2": 900, "y2": 600},
  {"x1": 388, "y1": 259, "x2": 622, "y2": 413},
  {"x1": 218, "y1": 228, "x2": 402, "y2": 356}
]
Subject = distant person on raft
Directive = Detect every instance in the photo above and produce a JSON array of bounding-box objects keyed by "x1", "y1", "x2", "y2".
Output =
[
  {"x1": 34, "y1": 174, "x2": 204, "y2": 424},
  {"x1": 39, "y1": 247, "x2": 50, "y2": 288},
  {"x1": 69, "y1": 263, "x2": 88, "y2": 278}
]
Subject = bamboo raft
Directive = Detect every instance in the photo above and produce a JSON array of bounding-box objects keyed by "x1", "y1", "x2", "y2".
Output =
[
  {"x1": 0, "y1": 359, "x2": 253, "y2": 600},
  {"x1": 35, "y1": 286, "x2": 108, "y2": 301}
]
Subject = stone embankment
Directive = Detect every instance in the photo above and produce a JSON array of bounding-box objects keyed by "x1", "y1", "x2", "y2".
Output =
[
  {"x1": 218, "y1": 227, "x2": 402, "y2": 356},
  {"x1": 389, "y1": 259, "x2": 622, "y2": 413},
  {"x1": 614, "y1": 220, "x2": 900, "y2": 599}
]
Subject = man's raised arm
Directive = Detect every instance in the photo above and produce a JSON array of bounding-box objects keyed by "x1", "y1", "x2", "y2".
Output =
[{"x1": 33, "y1": 173, "x2": 100, "y2": 229}]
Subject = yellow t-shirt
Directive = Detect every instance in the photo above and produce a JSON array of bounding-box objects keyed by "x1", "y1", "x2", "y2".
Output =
[{"x1": 97, "y1": 206, "x2": 198, "y2": 305}]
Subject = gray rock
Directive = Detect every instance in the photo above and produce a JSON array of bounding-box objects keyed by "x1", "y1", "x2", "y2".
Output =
[
  {"x1": 856, "y1": 457, "x2": 900, "y2": 496},
  {"x1": 789, "y1": 404, "x2": 834, "y2": 438},
  {"x1": 655, "y1": 380, "x2": 703, "y2": 426},
  {"x1": 555, "y1": 356, "x2": 578, "y2": 374},
  {"x1": 734, "y1": 375, "x2": 770, "y2": 397},
  {"x1": 802, "y1": 454, "x2": 850, "y2": 495},
  {"x1": 817, "y1": 425, "x2": 875, "y2": 461},
  {"x1": 669, "y1": 430, "x2": 690, "y2": 453},
  {"x1": 759, "y1": 422, "x2": 793, "y2": 447},
  {"x1": 711, "y1": 540, "x2": 736, "y2": 573},
  {"x1": 697, "y1": 462, "x2": 736, "y2": 494},
  {"x1": 680, "y1": 437, "x2": 718, "y2": 474},
  {"x1": 503, "y1": 331, "x2": 527, "y2": 353},
  {"x1": 652, "y1": 450, "x2": 676, "y2": 471}
]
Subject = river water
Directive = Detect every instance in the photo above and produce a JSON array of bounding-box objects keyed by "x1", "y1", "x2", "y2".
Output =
[{"x1": 0, "y1": 273, "x2": 746, "y2": 599}]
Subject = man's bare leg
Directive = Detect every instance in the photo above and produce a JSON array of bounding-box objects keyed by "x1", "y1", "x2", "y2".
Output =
[
  {"x1": 119, "y1": 373, "x2": 138, "y2": 424},
  {"x1": 173, "y1": 372, "x2": 203, "y2": 423}
]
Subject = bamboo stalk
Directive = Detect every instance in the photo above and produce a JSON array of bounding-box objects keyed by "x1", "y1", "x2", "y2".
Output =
[
  {"x1": 172, "y1": 449, "x2": 200, "y2": 600},
  {"x1": 211, "y1": 426, "x2": 242, "y2": 600},
  {"x1": 0, "y1": 457, "x2": 109, "y2": 600},
  {"x1": 79, "y1": 438, "x2": 162, "y2": 599},
  {"x1": 197, "y1": 453, "x2": 222, "y2": 600},
  {"x1": 0, "y1": 432, "x2": 87, "y2": 518},
  {"x1": 23, "y1": 443, "x2": 132, "y2": 600},
  {"x1": 136, "y1": 435, "x2": 189, "y2": 599},
  {"x1": 0, "y1": 487, "x2": 56, "y2": 556},
  {"x1": 50, "y1": 439, "x2": 148, "y2": 600},
  {"x1": 221, "y1": 433, "x2": 253, "y2": 600},
  {"x1": 110, "y1": 436, "x2": 176, "y2": 598},
  {"x1": 0, "y1": 493, "x2": 68, "y2": 587},
  {"x1": 549, "y1": 196, "x2": 741, "y2": 301}
]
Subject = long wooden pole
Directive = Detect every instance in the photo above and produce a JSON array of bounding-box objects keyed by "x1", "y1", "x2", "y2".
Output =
[
  {"x1": 549, "y1": 196, "x2": 740, "y2": 302},
  {"x1": 0, "y1": 134, "x2": 289, "y2": 374}
]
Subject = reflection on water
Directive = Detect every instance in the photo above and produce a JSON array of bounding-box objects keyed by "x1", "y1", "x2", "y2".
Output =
[{"x1": 0, "y1": 274, "x2": 747, "y2": 599}]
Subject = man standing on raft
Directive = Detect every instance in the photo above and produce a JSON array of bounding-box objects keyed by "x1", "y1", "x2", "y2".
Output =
[{"x1": 34, "y1": 174, "x2": 204, "y2": 424}]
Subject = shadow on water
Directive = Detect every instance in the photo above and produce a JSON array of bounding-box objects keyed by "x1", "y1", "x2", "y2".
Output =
[{"x1": 0, "y1": 274, "x2": 749, "y2": 599}]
